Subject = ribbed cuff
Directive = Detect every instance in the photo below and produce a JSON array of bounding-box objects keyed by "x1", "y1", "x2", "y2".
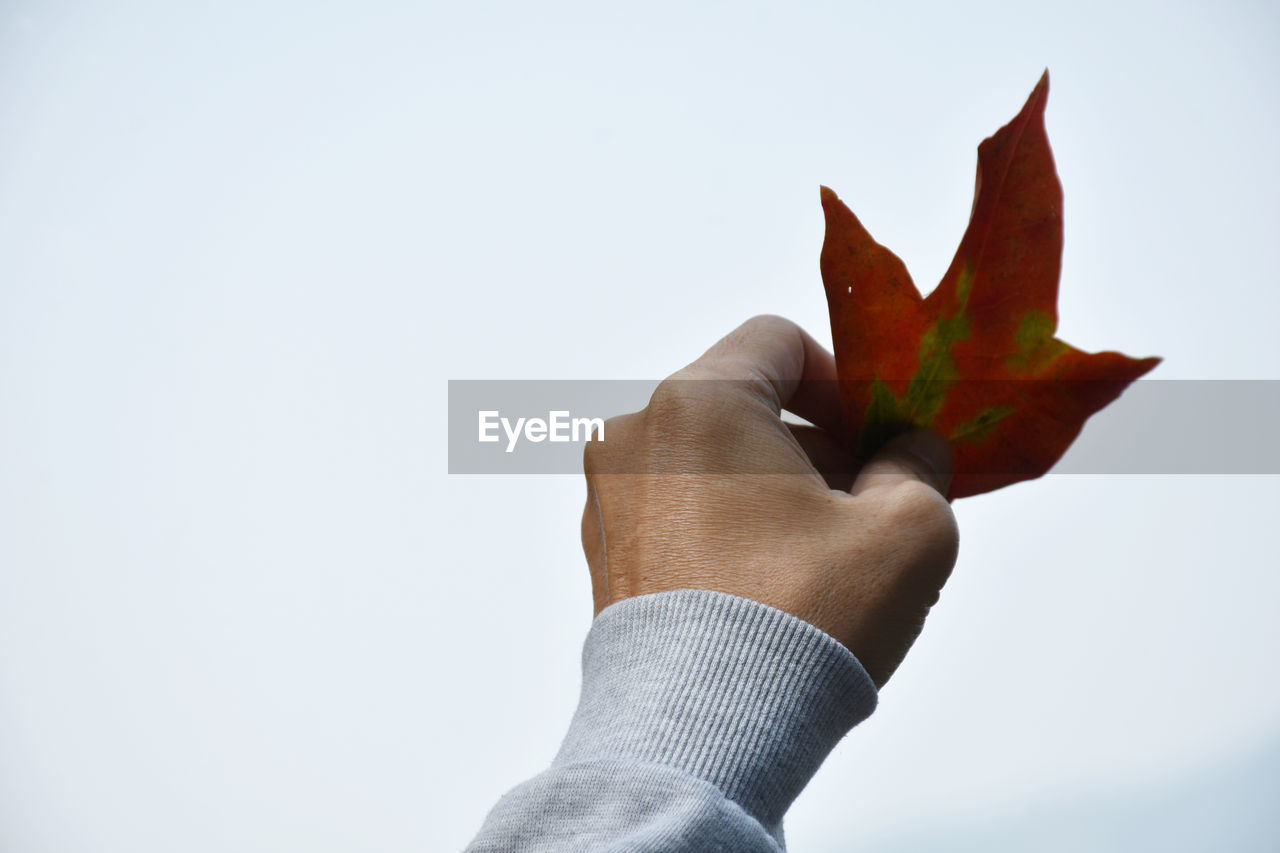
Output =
[{"x1": 552, "y1": 589, "x2": 878, "y2": 835}]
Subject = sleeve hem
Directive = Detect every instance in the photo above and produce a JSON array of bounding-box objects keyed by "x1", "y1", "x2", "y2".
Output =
[{"x1": 552, "y1": 589, "x2": 878, "y2": 836}]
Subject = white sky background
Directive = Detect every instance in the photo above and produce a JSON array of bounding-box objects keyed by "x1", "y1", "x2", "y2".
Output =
[{"x1": 1, "y1": 1, "x2": 1278, "y2": 851}]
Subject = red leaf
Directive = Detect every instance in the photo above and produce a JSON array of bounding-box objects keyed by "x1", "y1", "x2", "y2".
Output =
[{"x1": 821, "y1": 72, "x2": 1160, "y2": 498}]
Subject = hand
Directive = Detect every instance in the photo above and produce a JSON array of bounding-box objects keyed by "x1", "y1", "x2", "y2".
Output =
[{"x1": 581, "y1": 315, "x2": 960, "y2": 687}]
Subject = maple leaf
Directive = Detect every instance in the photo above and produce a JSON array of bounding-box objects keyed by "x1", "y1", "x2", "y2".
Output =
[{"x1": 821, "y1": 71, "x2": 1160, "y2": 498}]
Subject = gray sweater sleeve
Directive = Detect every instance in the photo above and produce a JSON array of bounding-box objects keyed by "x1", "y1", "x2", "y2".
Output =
[{"x1": 465, "y1": 589, "x2": 879, "y2": 851}]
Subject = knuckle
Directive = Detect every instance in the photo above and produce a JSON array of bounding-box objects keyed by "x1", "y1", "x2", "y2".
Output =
[
  {"x1": 646, "y1": 377, "x2": 713, "y2": 425},
  {"x1": 717, "y1": 315, "x2": 801, "y2": 363},
  {"x1": 740, "y1": 313, "x2": 797, "y2": 337},
  {"x1": 884, "y1": 480, "x2": 958, "y2": 543},
  {"x1": 866, "y1": 481, "x2": 960, "y2": 586}
]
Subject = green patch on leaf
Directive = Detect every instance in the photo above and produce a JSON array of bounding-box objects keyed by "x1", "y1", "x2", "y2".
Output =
[
  {"x1": 1006, "y1": 310, "x2": 1068, "y2": 373},
  {"x1": 905, "y1": 308, "x2": 970, "y2": 424}
]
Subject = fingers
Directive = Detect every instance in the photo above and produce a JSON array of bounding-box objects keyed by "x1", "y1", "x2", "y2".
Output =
[
  {"x1": 679, "y1": 315, "x2": 844, "y2": 433},
  {"x1": 791, "y1": 423, "x2": 955, "y2": 497},
  {"x1": 786, "y1": 424, "x2": 858, "y2": 491},
  {"x1": 786, "y1": 333, "x2": 843, "y2": 435},
  {"x1": 849, "y1": 429, "x2": 954, "y2": 498}
]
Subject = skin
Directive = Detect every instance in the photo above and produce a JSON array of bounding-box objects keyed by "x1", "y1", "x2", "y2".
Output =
[{"x1": 581, "y1": 315, "x2": 960, "y2": 688}]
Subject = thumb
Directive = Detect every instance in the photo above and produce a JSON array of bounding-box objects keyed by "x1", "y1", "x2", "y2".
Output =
[{"x1": 849, "y1": 428, "x2": 953, "y2": 499}]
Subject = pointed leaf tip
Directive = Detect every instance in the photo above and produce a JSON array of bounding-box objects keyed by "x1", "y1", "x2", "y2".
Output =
[
  {"x1": 820, "y1": 185, "x2": 850, "y2": 220},
  {"x1": 1023, "y1": 70, "x2": 1050, "y2": 117}
]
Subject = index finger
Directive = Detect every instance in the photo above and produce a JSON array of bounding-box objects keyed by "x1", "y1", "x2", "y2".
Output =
[{"x1": 677, "y1": 314, "x2": 845, "y2": 434}]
